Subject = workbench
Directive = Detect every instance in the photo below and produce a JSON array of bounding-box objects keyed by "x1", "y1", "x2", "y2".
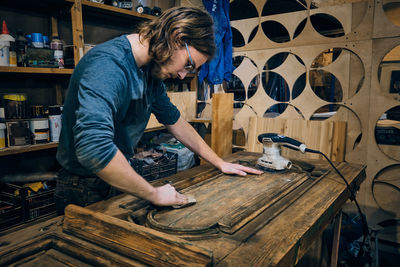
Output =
[{"x1": 0, "y1": 151, "x2": 366, "y2": 266}]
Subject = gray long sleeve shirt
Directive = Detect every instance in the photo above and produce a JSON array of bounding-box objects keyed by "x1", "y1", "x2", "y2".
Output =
[{"x1": 56, "y1": 35, "x2": 180, "y2": 177}]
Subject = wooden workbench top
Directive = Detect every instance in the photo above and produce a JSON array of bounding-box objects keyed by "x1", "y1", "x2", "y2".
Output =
[{"x1": 0, "y1": 152, "x2": 366, "y2": 266}]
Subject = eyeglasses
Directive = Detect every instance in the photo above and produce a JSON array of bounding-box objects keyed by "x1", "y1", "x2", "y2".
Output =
[{"x1": 184, "y1": 42, "x2": 195, "y2": 71}]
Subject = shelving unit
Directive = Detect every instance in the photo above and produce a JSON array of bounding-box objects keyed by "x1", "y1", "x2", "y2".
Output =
[
  {"x1": 0, "y1": 1, "x2": 202, "y2": 156},
  {"x1": 0, "y1": 0, "x2": 155, "y2": 156}
]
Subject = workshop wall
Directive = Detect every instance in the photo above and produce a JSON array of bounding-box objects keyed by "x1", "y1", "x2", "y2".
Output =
[{"x1": 227, "y1": 0, "x2": 400, "y2": 245}]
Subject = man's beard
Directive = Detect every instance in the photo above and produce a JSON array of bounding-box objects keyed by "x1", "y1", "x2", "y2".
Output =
[{"x1": 150, "y1": 61, "x2": 167, "y2": 80}]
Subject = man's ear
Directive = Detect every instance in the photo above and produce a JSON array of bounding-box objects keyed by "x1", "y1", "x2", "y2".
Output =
[{"x1": 173, "y1": 31, "x2": 185, "y2": 48}]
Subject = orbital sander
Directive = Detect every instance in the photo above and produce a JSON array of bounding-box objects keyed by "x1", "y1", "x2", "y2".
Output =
[{"x1": 256, "y1": 133, "x2": 308, "y2": 172}]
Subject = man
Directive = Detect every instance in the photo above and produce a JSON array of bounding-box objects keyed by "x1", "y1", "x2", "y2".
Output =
[{"x1": 55, "y1": 6, "x2": 262, "y2": 215}]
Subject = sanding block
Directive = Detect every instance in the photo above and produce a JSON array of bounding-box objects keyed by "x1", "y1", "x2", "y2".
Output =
[{"x1": 172, "y1": 195, "x2": 197, "y2": 209}]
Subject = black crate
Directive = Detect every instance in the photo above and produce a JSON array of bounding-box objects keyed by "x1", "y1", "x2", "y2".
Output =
[
  {"x1": 0, "y1": 181, "x2": 56, "y2": 231},
  {"x1": 0, "y1": 201, "x2": 23, "y2": 231},
  {"x1": 129, "y1": 151, "x2": 178, "y2": 182}
]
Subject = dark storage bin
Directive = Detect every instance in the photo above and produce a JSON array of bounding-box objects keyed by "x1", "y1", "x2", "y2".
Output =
[
  {"x1": 0, "y1": 181, "x2": 56, "y2": 231},
  {"x1": 129, "y1": 151, "x2": 178, "y2": 182}
]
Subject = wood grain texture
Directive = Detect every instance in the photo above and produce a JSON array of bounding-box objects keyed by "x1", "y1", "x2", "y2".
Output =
[
  {"x1": 71, "y1": 0, "x2": 84, "y2": 65},
  {"x1": 218, "y1": 160, "x2": 366, "y2": 266},
  {"x1": 147, "y1": 167, "x2": 326, "y2": 237},
  {"x1": 63, "y1": 205, "x2": 213, "y2": 267},
  {"x1": 247, "y1": 117, "x2": 347, "y2": 161},
  {"x1": 211, "y1": 93, "x2": 234, "y2": 158}
]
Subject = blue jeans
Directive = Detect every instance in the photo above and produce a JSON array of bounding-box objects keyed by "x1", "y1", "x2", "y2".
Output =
[{"x1": 54, "y1": 168, "x2": 120, "y2": 215}]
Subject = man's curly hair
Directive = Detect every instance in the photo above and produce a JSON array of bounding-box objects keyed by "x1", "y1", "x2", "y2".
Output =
[{"x1": 137, "y1": 6, "x2": 216, "y2": 66}]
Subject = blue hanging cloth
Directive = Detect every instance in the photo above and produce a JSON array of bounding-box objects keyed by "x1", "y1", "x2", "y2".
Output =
[{"x1": 199, "y1": 0, "x2": 234, "y2": 85}]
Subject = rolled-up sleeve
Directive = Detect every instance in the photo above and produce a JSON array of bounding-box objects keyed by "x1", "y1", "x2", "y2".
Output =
[
  {"x1": 72, "y1": 57, "x2": 126, "y2": 174},
  {"x1": 151, "y1": 83, "x2": 181, "y2": 125}
]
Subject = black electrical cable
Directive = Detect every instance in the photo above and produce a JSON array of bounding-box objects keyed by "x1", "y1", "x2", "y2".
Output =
[{"x1": 305, "y1": 148, "x2": 369, "y2": 252}]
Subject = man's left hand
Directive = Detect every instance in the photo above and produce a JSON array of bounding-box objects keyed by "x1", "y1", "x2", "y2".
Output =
[{"x1": 220, "y1": 162, "x2": 263, "y2": 176}]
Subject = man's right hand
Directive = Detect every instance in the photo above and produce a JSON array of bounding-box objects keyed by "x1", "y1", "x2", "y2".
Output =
[{"x1": 150, "y1": 184, "x2": 189, "y2": 206}]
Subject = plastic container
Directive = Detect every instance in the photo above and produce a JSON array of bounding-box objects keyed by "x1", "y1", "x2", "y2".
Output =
[
  {"x1": 48, "y1": 105, "x2": 62, "y2": 142},
  {"x1": 31, "y1": 33, "x2": 44, "y2": 48},
  {"x1": 0, "y1": 123, "x2": 6, "y2": 148},
  {"x1": 3, "y1": 94, "x2": 28, "y2": 119},
  {"x1": 0, "y1": 40, "x2": 10, "y2": 66},
  {"x1": 0, "y1": 21, "x2": 15, "y2": 66}
]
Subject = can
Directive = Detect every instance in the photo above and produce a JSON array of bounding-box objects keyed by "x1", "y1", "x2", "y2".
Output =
[
  {"x1": 29, "y1": 118, "x2": 49, "y2": 144},
  {"x1": 31, "y1": 105, "x2": 44, "y2": 118},
  {"x1": 49, "y1": 115, "x2": 61, "y2": 142},
  {"x1": 0, "y1": 123, "x2": 6, "y2": 148}
]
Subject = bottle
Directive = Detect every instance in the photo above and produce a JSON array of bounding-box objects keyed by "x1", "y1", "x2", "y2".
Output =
[
  {"x1": 9, "y1": 39, "x2": 17, "y2": 67},
  {"x1": 50, "y1": 36, "x2": 64, "y2": 68},
  {"x1": 0, "y1": 96, "x2": 5, "y2": 122},
  {"x1": 0, "y1": 20, "x2": 15, "y2": 66},
  {"x1": 15, "y1": 30, "x2": 27, "y2": 67},
  {"x1": 43, "y1": 36, "x2": 50, "y2": 48}
]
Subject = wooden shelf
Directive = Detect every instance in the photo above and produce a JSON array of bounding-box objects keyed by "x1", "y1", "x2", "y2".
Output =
[
  {"x1": 190, "y1": 118, "x2": 212, "y2": 123},
  {"x1": 68, "y1": 0, "x2": 154, "y2": 20},
  {"x1": 0, "y1": 66, "x2": 73, "y2": 75},
  {"x1": 0, "y1": 143, "x2": 58, "y2": 157}
]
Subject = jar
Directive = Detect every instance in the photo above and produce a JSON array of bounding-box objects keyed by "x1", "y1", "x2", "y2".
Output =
[{"x1": 3, "y1": 93, "x2": 28, "y2": 119}]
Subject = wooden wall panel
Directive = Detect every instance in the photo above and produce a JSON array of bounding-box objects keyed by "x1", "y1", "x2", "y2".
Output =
[{"x1": 230, "y1": 0, "x2": 400, "y2": 244}]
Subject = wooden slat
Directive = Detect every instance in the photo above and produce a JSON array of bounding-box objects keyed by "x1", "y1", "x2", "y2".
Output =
[
  {"x1": 247, "y1": 117, "x2": 347, "y2": 161},
  {"x1": 63, "y1": 205, "x2": 213, "y2": 267},
  {"x1": 211, "y1": 93, "x2": 234, "y2": 158},
  {"x1": 71, "y1": 0, "x2": 84, "y2": 65}
]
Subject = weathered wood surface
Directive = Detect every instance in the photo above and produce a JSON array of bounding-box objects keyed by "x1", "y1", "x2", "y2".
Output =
[
  {"x1": 0, "y1": 217, "x2": 146, "y2": 266},
  {"x1": 147, "y1": 165, "x2": 327, "y2": 237},
  {"x1": 63, "y1": 204, "x2": 213, "y2": 267}
]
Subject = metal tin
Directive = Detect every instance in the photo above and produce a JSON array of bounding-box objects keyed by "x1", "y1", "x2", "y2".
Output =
[{"x1": 29, "y1": 118, "x2": 49, "y2": 144}]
